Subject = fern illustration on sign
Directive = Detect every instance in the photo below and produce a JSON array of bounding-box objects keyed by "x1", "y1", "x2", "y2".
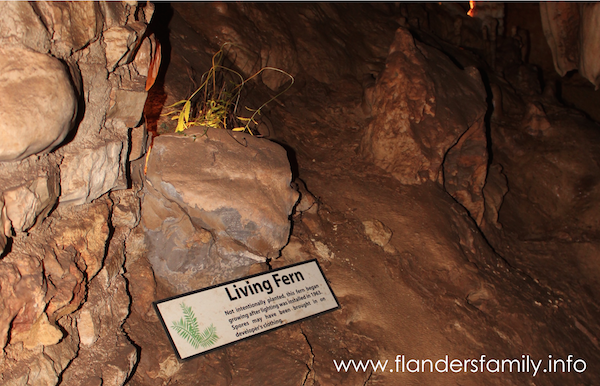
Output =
[{"x1": 170, "y1": 302, "x2": 219, "y2": 349}]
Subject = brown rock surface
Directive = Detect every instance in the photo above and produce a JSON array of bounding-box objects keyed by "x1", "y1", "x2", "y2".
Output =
[
  {"x1": 142, "y1": 126, "x2": 298, "y2": 292},
  {"x1": 0, "y1": 2, "x2": 155, "y2": 385},
  {"x1": 443, "y1": 117, "x2": 489, "y2": 226},
  {"x1": 491, "y1": 101, "x2": 600, "y2": 240},
  {"x1": 0, "y1": 2, "x2": 51, "y2": 53},
  {"x1": 360, "y1": 27, "x2": 488, "y2": 186},
  {"x1": 124, "y1": 3, "x2": 600, "y2": 386},
  {"x1": 34, "y1": 1, "x2": 103, "y2": 58},
  {"x1": 540, "y1": 2, "x2": 600, "y2": 87},
  {"x1": 2, "y1": 175, "x2": 59, "y2": 233},
  {"x1": 0, "y1": 46, "x2": 77, "y2": 162},
  {"x1": 2, "y1": 3, "x2": 600, "y2": 385}
]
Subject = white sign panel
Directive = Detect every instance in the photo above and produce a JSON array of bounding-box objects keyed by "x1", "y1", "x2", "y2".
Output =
[{"x1": 154, "y1": 259, "x2": 340, "y2": 360}]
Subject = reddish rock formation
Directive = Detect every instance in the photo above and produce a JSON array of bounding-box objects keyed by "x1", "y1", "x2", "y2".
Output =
[
  {"x1": 126, "y1": 4, "x2": 600, "y2": 386},
  {"x1": 360, "y1": 28, "x2": 487, "y2": 186}
]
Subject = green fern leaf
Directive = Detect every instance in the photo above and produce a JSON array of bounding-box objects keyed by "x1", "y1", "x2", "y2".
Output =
[
  {"x1": 181, "y1": 303, "x2": 200, "y2": 337},
  {"x1": 171, "y1": 317, "x2": 199, "y2": 348},
  {"x1": 170, "y1": 302, "x2": 219, "y2": 350},
  {"x1": 199, "y1": 324, "x2": 219, "y2": 348}
]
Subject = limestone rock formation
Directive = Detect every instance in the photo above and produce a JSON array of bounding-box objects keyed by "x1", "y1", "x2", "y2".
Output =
[
  {"x1": 443, "y1": 118, "x2": 489, "y2": 226},
  {"x1": 0, "y1": 2, "x2": 156, "y2": 385},
  {"x1": 362, "y1": 219, "x2": 396, "y2": 254},
  {"x1": 0, "y1": 46, "x2": 77, "y2": 162},
  {"x1": 540, "y1": 2, "x2": 600, "y2": 88},
  {"x1": 0, "y1": 2, "x2": 51, "y2": 53},
  {"x1": 59, "y1": 141, "x2": 127, "y2": 205},
  {"x1": 291, "y1": 178, "x2": 318, "y2": 215},
  {"x1": 492, "y1": 101, "x2": 600, "y2": 239},
  {"x1": 3, "y1": 175, "x2": 59, "y2": 233},
  {"x1": 33, "y1": 1, "x2": 103, "y2": 59},
  {"x1": 142, "y1": 126, "x2": 299, "y2": 291},
  {"x1": 360, "y1": 27, "x2": 488, "y2": 186},
  {"x1": 160, "y1": 2, "x2": 395, "y2": 106},
  {"x1": 2, "y1": 3, "x2": 600, "y2": 385},
  {"x1": 481, "y1": 163, "x2": 508, "y2": 230},
  {"x1": 0, "y1": 199, "x2": 7, "y2": 253}
]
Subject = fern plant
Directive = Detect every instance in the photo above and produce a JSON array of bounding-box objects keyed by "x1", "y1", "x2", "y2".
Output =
[
  {"x1": 162, "y1": 42, "x2": 294, "y2": 136},
  {"x1": 170, "y1": 302, "x2": 219, "y2": 349}
]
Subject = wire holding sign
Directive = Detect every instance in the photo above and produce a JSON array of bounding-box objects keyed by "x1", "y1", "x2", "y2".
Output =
[{"x1": 154, "y1": 259, "x2": 340, "y2": 360}]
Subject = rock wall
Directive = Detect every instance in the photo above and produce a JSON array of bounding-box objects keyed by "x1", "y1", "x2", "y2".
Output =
[
  {"x1": 540, "y1": 2, "x2": 600, "y2": 88},
  {"x1": 0, "y1": 2, "x2": 157, "y2": 384}
]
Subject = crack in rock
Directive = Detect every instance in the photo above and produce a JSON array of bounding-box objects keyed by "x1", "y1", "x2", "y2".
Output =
[
  {"x1": 300, "y1": 325, "x2": 315, "y2": 386},
  {"x1": 363, "y1": 369, "x2": 374, "y2": 386}
]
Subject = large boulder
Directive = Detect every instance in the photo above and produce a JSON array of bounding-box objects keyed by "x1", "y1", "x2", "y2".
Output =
[
  {"x1": 142, "y1": 127, "x2": 298, "y2": 291},
  {"x1": 0, "y1": 46, "x2": 77, "y2": 162}
]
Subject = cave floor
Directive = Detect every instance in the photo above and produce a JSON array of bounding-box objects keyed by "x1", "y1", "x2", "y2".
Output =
[
  {"x1": 129, "y1": 75, "x2": 600, "y2": 386},
  {"x1": 126, "y1": 4, "x2": 600, "y2": 385}
]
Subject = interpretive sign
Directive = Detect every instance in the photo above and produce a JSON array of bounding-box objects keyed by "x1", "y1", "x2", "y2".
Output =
[{"x1": 154, "y1": 259, "x2": 340, "y2": 360}]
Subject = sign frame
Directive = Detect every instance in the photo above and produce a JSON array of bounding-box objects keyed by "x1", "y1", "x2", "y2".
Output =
[{"x1": 153, "y1": 258, "x2": 340, "y2": 361}]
